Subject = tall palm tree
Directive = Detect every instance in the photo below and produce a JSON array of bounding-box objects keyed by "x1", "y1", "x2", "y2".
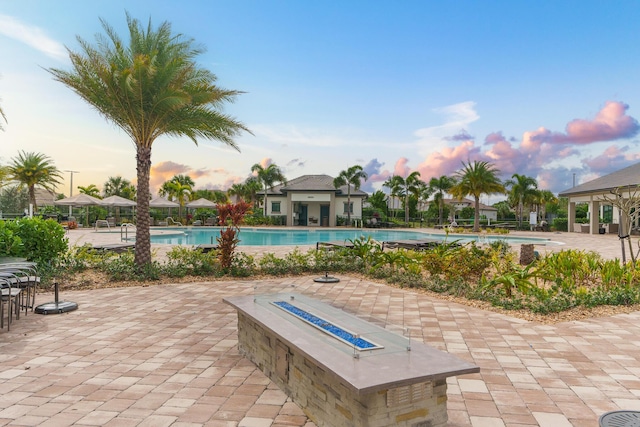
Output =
[
  {"x1": 7, "y1": 151, "x2": 62, "y2": 210},
  {"x1": 505, "y1": 174, "x2": 538, "y2": 229},
  {"x1": 251, "y1": 163, "x2": 286, "y2": 216},
  {"x1": 49, "y1": 13, "x2": 250, "y2": 269},
  {"x1": 450, "y1": 161, "x2": 505, "y2": 232},
  {"x1": 333, "y1": 165, "x2": 368, "y2": 225},
  {"x1": 429, "y1": 175, "x2": 457, "y2": 225},
  {"x1": 386, "y1": 172, "x2": 423, "y2": 224}
]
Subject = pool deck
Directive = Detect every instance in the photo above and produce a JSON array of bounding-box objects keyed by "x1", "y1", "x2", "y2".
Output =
[
  {"x1": 0, "y1": 228, "x2": 638, "y2": 426},
  {"x1": 68, "y1": 226, "x2": 629, "y2": 261}
]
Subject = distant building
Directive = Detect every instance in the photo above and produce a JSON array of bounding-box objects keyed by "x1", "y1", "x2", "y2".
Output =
[
  {"x1": 559, "y1": 162, "x2": 640, "y2": 234},
  {"x1": 266, "y1": 174, "x2": 367, "y2": 227},
  {"x1": 442, "y1": 198, "x2": 498, "y2": 221}
]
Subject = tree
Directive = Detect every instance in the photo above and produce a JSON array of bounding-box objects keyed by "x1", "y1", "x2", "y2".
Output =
[
  {"x1": 192, "y1": 188, "x2": 227, "y2": 204},
  {"x1": 251, "y1": 163, "x2": 286, "y2": 216},
  {"x1": 367, "y1": 190, "x2": 388, "y2": 214},
  {"x1": 429, "y1": 175, "x2": 457, "y2": 225},
  {"x1": 386, "y1": 172, "x2": 423, "y2": 224},
  {"x1": 103, "y1": 176, "x2": 136, "y2": 200},
  {"x1": 160, "y1": 175, "x2": 194, "y2": 218},
  {"x1": 49, "y1": 13, "x2": 250, "y2": 270},
  {"x1": 78, "y1": 184, "x2": 101, "y2": 198},
  {"x1": 333, "y1": 165, "x2": 368, "y2": 225},
  {"x1": 450, "y1": 161, "x2": 505, "y2": 232},
  {"x1": 535, "y1": 189, "x2": 558, "y2": 222},
  {"x1": 7, "y1": 151, "x2": 62, "y2": 210},
  {"x1": 505, "y1": 174, "x2": 538, "y2": 229}
]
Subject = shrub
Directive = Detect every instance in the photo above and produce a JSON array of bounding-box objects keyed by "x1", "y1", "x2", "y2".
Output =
[{"x1": 0, "y1": 218, "x2": 68, "y2": 266}]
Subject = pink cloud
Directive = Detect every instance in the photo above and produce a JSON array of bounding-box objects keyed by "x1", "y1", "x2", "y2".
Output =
[
  {"x1": 564, "y1": 101, "x2": 639, "y2": 144},
  {"x1": 416, "y1": 140, "x2": 480, "y2": 181},
  {"x1": 522, "y1": 101, "x2": 638, "y2": 149},
  {"x1": 583, "y1": 145, "x2": 640, "y2": 172},
  {"x1": 394, "y1": 157, "x2": 411, "y2": 177}
]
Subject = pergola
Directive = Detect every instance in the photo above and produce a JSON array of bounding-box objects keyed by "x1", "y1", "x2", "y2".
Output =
[{"x1": 558, "y1": 162, "x2": 640, "y2": 235}]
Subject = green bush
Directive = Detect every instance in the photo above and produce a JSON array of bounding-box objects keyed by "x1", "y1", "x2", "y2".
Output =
[
  {"x1": 552, "y1": 218, "x2": 568, "y2": 232},
  {"x1": 0, "y1": 218, "x2": 67, "y2": 266}
]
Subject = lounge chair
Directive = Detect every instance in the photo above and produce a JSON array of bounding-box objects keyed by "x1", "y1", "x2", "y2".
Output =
[
  {"x1": 195, "y1": 244, "x2": 219, "y2": 253},
  {"x1": 316, "y1": 241, "x2": 355, "y2": 250},
  {"x1": 204, "y1": 217, "x2": 217, "y2": 226},
  {"x1": 382, "y1": 239, "x2": 440, "y2": 251},
  {"x1": 166, "y1": 217, "x2": 183, "y2": 226},
  {"x1": 91, "y1": 243, "x2": 136, "y2": 253}
]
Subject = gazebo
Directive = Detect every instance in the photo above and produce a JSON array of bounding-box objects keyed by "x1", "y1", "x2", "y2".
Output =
[{"x1": 558, "y1": 162, "x2": 640, "y2": 235}]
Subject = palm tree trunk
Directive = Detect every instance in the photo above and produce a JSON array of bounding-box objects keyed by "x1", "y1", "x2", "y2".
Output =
[
  {"x1": 135, "y1": 146, "x2": 152, "y2": 270},
  {"x1": 405, "y1": 194, "x2": 409, "y2": 223},
  {"x1": 474, "y1": 196, "x2": 481, "y2": 232},
  {"x1": 347, "y1": 188, "x2": 351, "y2": 225},
  {"x1": 28, "y1": 185, "x2": 37, "y2": 211}
]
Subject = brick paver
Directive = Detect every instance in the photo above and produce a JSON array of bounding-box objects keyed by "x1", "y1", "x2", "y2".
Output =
[{"x1": 1, "y1": 229, "x2": 638, "y2": 426}]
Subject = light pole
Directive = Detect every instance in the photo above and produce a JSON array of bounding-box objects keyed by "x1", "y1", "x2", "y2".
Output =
[
  {"x1": 65, "y1": 170, "x2": 79, "y2": 218},
  {"x1": 573, "y1": 173, "x2": 576, "y2": 187}
]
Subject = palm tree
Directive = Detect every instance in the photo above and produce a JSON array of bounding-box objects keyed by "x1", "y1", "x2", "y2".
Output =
[
  {"x1": 505, "y1": 174, "x2": 538, "y2": 229},
  {"x1": 7, "y1": 151, "x2": 62, "y2": 210},
  {"x1": 429, "y1": 175, "x2": 457, "y2": 225},
  {"x1": 450, "y1": 161, "x2": 505, "y2": 232},
  {"x1": 48, "y1": 13, "x2": 250, "y2": 269},
  {"x1": 78, "y1": 184, "x2": 101, "y2": 198},
  {"x1": 386, "y1": 172, "x2": 423, "y2": 224},
  {"x1": 160, "y1": 175, "x2": 194, "y2": 219},
  {"x1": 535, "y1": 189, "x2": 558, "y2": 224},
  {"x1": 333, "y1": 165, "x2": 368, "y2": 226},
  {"x1": 251, "y1": 163, "x2": 286, "y2": 216},
  {"x1": 103, "y1": 176, "x2": 135, "y2": 199},
  {"x1": 367, "y1": 190, "x2": 388, "y2": 214}
]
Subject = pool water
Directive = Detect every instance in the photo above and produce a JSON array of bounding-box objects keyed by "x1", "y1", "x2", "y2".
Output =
[{"x1": 149, "y1": 227, "x2": 553, "y2": 246}]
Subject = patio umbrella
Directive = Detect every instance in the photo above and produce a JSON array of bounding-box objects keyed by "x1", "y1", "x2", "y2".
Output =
[
  {"x1": 186, "y1": 198, "x2": 217, "y2": 208},
  {"x1": 54, "y1": 194, "x2": 104, "y2": 226},
  {"x1": 149, "y1": 196, "x2": 180, "y2": 220},
  {"x1": 149, "y1": 196, "x2": 179, "y2": 208},
  {"x1": 101, "y1": 195, "x2": 136, "y2": 207},
  {"x1": 101, "y1": 195, "x2": 137, "y2": 224}
]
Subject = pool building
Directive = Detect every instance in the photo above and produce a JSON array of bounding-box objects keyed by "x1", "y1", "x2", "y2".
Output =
[{"x1": 262, "y1": 174, "x2": 367, "y2": 227}]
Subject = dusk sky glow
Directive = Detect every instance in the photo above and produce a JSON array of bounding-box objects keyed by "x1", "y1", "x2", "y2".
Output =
[{"x1": 1, "y1": 1, "x2": 640, "y2": 201}]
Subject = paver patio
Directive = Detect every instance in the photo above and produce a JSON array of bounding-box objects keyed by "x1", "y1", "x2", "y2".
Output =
[{"x1": 1, "y1": 229, "x2": 639, "y2": 426}]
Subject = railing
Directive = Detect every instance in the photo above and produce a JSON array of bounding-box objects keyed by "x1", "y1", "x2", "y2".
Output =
[{"x1": 120, "y1": 223, "x2": 136, "y2": 241}]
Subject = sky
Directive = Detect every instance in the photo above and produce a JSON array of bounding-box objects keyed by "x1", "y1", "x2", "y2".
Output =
[{"x1": 1, "y1": 1, "x2": 640, "y2": 203}]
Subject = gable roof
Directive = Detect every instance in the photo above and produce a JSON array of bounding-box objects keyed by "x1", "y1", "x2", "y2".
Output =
[
  {"x1": 558, "y1": 162, "x2": 640, "y2": 197},
  {"x1": 269, "y1": 174, "x2": 367, "y2": 196}
]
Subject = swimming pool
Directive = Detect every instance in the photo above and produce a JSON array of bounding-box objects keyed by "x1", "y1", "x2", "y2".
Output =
[{"x1": 149, "y1": 227, "x2": 555, "y2": 246}]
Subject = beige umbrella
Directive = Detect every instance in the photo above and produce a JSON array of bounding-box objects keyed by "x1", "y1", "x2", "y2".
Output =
[
  {"x1": 186, "y1": 198, "x2": 217, "y2": 208},
  {"x1": 54, "y1": 194, "x2": 103, "y2": 226}
]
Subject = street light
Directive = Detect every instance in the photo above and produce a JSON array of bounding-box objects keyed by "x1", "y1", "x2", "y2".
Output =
[{"x1": 65, "y1": 170, "x2": 79, "y2": 218}]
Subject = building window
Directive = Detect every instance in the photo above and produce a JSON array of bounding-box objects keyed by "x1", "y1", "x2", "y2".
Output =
[
  {"x1": 343, "y1": 202, "x2": 353, "y2": 214},
  {"x1": 271, "y1": 201, "x2": 281, "y2": 213},
  {"x1": 602, "y1": 205, "x2": 613, "y2": 223}
]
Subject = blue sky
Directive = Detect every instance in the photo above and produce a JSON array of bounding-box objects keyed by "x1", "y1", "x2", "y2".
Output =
[{"x1": 1, "y1": 1, "x2": 640, "y2": 202}]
